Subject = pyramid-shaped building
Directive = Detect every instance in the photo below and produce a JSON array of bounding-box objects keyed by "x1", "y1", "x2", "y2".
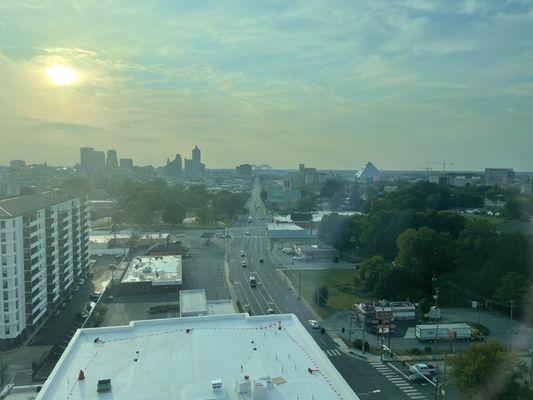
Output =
[{"x1": 354, "y1": 161, "x2": 380, "y2": 180}]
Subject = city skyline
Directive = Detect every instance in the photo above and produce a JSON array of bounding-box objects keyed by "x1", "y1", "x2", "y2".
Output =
[{"x1": 1, "y1": 1, "x2": 532, "y2": 170}]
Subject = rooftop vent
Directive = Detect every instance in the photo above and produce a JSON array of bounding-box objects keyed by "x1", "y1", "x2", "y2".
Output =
[
  {"x1": 212, "y1": 379, "x2": 222, "y2": 391},
  {"x1": 97, "y1": 379, "x2": 112, "y2": 393}
]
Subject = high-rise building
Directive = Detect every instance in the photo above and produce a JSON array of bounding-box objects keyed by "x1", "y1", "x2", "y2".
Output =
[
  {"x1": 184, "y1": 158, "x2": 193, "y2": 177},
  {"x1": 106, "y1": 150, "x2": 119, "y2": 169},
  {"x1": 0, "y1": 193, "x2": 90, "y2": 348},
  {"x1": 93, "y1": 151, "x2": 105, "y2": 170},
  {"x1": 80, "y1": 147, "x2": 105, "y2": 173},
  {"x1": 9, "y1": 160, "x2": 26, "y2": 171},
  {"x1": 184, "y1": 146, "x2": 205, "y2": 178},
  {"x1": 165, "y1": 154, "x2": 182, "y2": 178},
  {"x1": 119, "y1": 158, "x2": 134, "y2": 169},
  {"x1": 236, "y1": 164, "x2": 253, "y2": 180},
  {"x1": 80, "y1": 147, "x2": 94, "y2": 172}
]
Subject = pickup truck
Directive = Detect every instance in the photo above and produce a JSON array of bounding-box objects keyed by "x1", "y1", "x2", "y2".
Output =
[{"x1": 408, "y1": 363, "x2": 437, "y2": 377}]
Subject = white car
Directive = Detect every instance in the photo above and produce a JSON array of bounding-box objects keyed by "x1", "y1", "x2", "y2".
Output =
[
  {"x1": 176, "y1": 233, "x2": 186, "y2": 237},
  {"x1": 241, "y1": 251, "x2": 246, "y2": 257},
  {"x1": 245, "y1": 231, "x2": 251, "y2": 236},
  {"x1": 309, "y1": 320, "x2": 320, "y2": 329},
  {"x1": 408, "y1": 363, "x2": 436, "y2": 377},
  {"x1": 291, "y1": 256, "x2": 302, "y2": 261}
]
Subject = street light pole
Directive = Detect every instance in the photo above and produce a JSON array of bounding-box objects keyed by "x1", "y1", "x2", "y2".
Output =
[
  {"x1": 433, "y1": 287, "x2": 440, "y2": 361},
  {"x1": 507, "y1": 299, "x2": 515, "y2": 351},
  {"x1": 529, "y1": 348, "x2": 532, "y2": 386},
  {"x1": 298, "y1": 269, "x2": 301, "y2": 300}
]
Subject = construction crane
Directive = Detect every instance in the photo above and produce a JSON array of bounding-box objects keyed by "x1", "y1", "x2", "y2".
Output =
[{"x1": 426, "y1": 161, "x2": 454, "y2": 173}]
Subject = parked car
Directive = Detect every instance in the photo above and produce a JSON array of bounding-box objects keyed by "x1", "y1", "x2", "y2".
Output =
[
  {"x1": 267, "y1": 307, "x2": 275, "y2": 314},
  {"x1": 89, "y1": 292, "x2": 102, "y2": 301},
  {"x1": 51, "y1": 309, "x2": 61, "y2": 318},
  {"x1": 73, "y1": 285, "x2": 80, "y2": 292},
  {"x1": 259, "y1": 257, "x2": 264, "y2": 263},
  {"x1": 241, "y1": 260, "x2": 247, "y2": 268},
  {"x1": 409, "y1": 363, "x2": 437, "y2": 377},
  {"x1": 241, "y1": 251, "x2": 246, "y2": 257},
  {"x1": 245, "y1": 231, "x2": 251, "y2": 236},
  {"x1": 79, "y1": 278, "x2": 85, "y2": 285}
]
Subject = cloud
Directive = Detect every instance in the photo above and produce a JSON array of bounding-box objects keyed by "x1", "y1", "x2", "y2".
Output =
[{"x1": 0, "y1": 0, "x2": 532, "y2": 170}]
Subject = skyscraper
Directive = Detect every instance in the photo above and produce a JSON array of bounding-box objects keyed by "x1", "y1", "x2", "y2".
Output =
[
  {"x1": 106, "y1": 149, "x2": 119, "y2": 169},
  {"x1": 165, "y1": 154, "x2": 183, "y2": 178},
  {"x1": 80, "y1": 147, "x2": 94, "y2": 172}
]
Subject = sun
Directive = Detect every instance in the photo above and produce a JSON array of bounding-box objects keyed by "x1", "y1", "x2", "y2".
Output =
[{"x1": 45, "y1": 64, "x2": 79, "y2": 86}]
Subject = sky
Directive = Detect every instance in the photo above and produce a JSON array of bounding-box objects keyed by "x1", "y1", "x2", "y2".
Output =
[{"x1": 0, "y1": 0, "x2": 532, "y2": 171}]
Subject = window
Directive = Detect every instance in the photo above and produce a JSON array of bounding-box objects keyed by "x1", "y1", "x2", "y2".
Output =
[
  {"x1": 4, "y1": 327, "x2": 10, "y2": 335},
  {"x1": 3, "y1": 303, "x2": 8, "y2": 312}
]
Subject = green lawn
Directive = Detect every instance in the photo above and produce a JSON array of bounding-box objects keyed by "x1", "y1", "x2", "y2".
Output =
[{"x1": 282, "y1": 268, "x2": 362, "y2": 318}]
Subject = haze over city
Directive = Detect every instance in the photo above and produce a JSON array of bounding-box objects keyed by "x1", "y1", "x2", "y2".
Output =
[{"x1": 1, "y1": 0, "x2": 533, "y2": 170}]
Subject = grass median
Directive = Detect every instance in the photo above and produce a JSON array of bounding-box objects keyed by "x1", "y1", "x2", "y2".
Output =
[{"x1": 281, "y1": 267, "x2": 361, "y2": 318}]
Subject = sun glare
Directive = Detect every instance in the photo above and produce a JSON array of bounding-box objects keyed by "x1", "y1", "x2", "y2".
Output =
[{"x1": 45, "y1": 64, "x2": 79, "y2": 86}]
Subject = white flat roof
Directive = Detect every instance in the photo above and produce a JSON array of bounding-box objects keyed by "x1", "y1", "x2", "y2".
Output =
[
  {"x1": 122, "y1": 255, "x2": 182, "y2": 285},
  {"x1": 180, "y1": 289, "x2": 208, "y2": 316},
  {"x1": 37, "y1": 314, "x2": 358, "y2": 400},
  {"x1": 266, "y1": 223, "x2": 304, "y2": 231}
]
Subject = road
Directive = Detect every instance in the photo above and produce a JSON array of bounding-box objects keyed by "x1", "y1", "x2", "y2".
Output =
[{"x1": 226, "y1": 180, "x2": 431, "y2": 400}]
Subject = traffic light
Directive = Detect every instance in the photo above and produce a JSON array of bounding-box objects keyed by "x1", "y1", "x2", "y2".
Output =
[
  {"x1": 341, "y1": 327, "x2": 345, "y2": 333},
  {"x1": 320, "y1": 328, "x2": 326, "y2": 334}
]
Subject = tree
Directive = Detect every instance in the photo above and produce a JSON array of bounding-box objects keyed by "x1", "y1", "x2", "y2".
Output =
[
  {"x1": 260, "y1": 188, "x2": 267, "y2": 202},
  {"x1": 320, "y1": 180, "x2": 344, "y2": 199},
  {"x1": 417, "y1": 298, "x2": 431, "y2": 319},
  {"x1": 356, "y1": 256, "x2": 389, "y2": 294},
  {"x1": 494, "y1": 271, "x2": 528, "y2": 304},
  {"x1": 162, "y1": 202, "x2": 186, "y2": 226},
  {"x1": 396, "y1": 227, "x2": 455, "y2": 291},
  {"x1": 449, "y1": 340, "x2": 533, "y2": 400},
  {"x1": 315, "y1": 285, "x2": 329, "y2": 306},
  {"x1": 296, "y1": 194, "x2": 317, "y2": 212},
  {"x1": 505, "y1": 198, "x2": 523, "y2": 219}
]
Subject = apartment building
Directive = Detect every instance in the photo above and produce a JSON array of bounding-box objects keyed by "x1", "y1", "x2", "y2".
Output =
[{"x1": 0, "y1": 192, "x2": 89, "y2": 348}]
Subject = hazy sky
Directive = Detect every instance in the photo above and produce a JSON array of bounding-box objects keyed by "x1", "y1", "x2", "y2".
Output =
[{"x1": 1, "y1": 0, "x2": 532, "y2": 171}]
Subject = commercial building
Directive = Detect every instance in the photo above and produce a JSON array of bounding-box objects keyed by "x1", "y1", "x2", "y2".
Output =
[
  {"x1": 236, "y1": 164, "x2": 253, "y2": 180},
  {"x1": 106, "y1": 150, "x2": 119, "y2": 169},
  {"x1": 266, "y1": 223, "x2": 312, "y2": 240},
  {"x1": 485, "y1": 168, "x2": 515, "y2": 188},
  {"x1": 119, "y1": 158, "x2": 133, "y2": 169},
  {"x1": 354, "y1": 161, "x2": 380, "y2": 181},
  {"x1": 184, "y1": 145, "x2": 206, "y2": 178},
  {"x1": 121, "y1": 255, "x2": 182, "y2": 293},
  {"x1": 165, "y1": 153, "x2": 183, "y2": 178},
  {"x1": 80, "y1": 147, "x2": 105, "y2": 173},
  {"x1": 0, "y1": 192, "x2": 90, "y2": 348},
  {"x1": 36, "y1": 313, "x2": 358, "y2": 399},
  {"x1": 9, "y1": 160, "x2": 26, "y2": 171}
]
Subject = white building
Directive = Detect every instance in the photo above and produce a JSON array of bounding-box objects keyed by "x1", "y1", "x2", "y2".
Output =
[
  {"x1": 36, "y1": 313, "x2": 359, "y2": 399},
  {"x1": 0, "y1": 193, "x2": 90, "y2": 348},
  {"x1": 121, "y1": 255, "x2": 182, "y2": 292}
]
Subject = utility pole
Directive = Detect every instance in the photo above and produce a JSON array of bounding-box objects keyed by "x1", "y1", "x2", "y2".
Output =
[
  {"x1": 507, "y1": 299, "x2": 514, "y2": 351},
  {"x1": 529, "y1": 348, "x2": 533, "y2": 386},
  {"x1": 298, "y1": 269, "x2": 301, "y2": 300},
  {"x1": 433, "y1": 286, "x2": 440, "y2": 360}
]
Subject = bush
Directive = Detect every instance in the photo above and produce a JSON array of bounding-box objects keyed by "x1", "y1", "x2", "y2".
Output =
[
  {"x1": 424, "y1": 346, "x2": 433, "y2": 354},
  {"x1": 407, "y1": 347, "x2": 422, "y2": 355},
  {"x1": 352, "y1": 338, "x2": 370, "y2": 352}
]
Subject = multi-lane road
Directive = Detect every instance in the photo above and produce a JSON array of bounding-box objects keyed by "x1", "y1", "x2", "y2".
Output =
[{"x1": 225, "y1": 181, "x2": 433, "y2": 400}]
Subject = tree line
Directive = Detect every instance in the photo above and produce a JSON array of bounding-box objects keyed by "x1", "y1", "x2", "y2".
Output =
[
  {"x1": 110, "y1": 179, "x2": 249, "y2": 227},
  {"x1": 318, "y1": 181, "x2": 532, "y2": 314}
]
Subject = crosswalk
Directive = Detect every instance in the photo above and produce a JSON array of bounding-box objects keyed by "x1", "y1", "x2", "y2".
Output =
[
  {"x1": 324, "y1": 348, "x2": 343, "y2": 357},
  {"x1": 369, "y1": 361, "x2": 427, "y2": 399}
]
